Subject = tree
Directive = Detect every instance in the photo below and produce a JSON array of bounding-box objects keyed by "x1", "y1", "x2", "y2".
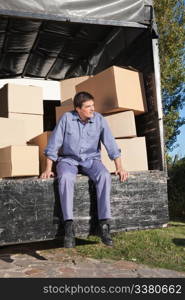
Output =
[{"x1": 153, "y1": 0, "x2": 185, "y2": 151}]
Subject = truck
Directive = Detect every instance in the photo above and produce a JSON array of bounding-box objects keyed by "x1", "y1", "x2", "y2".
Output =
[{"x1": 0, "y1": 0, "x2": 169, "y2": 246}]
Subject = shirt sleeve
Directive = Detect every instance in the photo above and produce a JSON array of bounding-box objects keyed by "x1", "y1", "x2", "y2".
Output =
[
  {"x1": 44, "y1": 114, "x2": 67, "y2": 161},
  {"x1": 100, "y1": 116, "x2": 121, "y2": 160}
]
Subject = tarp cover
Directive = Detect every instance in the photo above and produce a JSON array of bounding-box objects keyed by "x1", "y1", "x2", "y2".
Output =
[
  {"x1": 0, "y1": 0, "x2": 153, "y2": 25},
  {"x1": 0, "y1": 1, "x2": 155, "y2": 80}
]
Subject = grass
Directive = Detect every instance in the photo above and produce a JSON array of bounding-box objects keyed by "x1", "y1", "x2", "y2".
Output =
[{"x1": 71, "y1": 221, "x2": 185, "y2": 273}]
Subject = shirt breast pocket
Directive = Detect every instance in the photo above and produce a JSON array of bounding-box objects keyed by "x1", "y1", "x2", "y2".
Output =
[
  {"x1": 66, "y1": 130, "x2": 72, "y2": 136},
  {"x1": 65, "y1": 130, "x2": 74, "y2": 144},
  {"x1": 87, "y1": 130, "x2": 97, "y2": 137}
]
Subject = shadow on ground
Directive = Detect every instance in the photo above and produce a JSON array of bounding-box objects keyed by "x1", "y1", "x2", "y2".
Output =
[
  {"x1": 172, "y1": 238, "x2": 185, "y2": 247},
  {"x1": 0, "y1": 237, "x2": 98, "y2": 263},
  {"x1": 168, "y1": 219, "x2": 185, "y2": 226}
]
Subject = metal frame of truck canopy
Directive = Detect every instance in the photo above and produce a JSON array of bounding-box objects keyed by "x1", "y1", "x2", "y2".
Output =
[{"x1": 0, "y1": 0, "x2": 165, "y2": 171}]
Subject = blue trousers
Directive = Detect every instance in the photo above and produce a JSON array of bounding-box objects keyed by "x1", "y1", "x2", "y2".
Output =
[{"x1": 56, "y1": 160, "x2": 112, "y2": 221}]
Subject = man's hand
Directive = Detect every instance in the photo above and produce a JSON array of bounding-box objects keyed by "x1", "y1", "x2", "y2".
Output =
[
  {"x1": 115, "y1": 169, "x2": 128, "y2": 182},
  {"x1": 40, "y1": 170, "x2": 54, "y2": 179},
  {"x1": 40, "y1": 157, "x2": 54, "y2": 179},
  {"x1": 114, "y1": 157, "x2": 128, "y2": 182}
]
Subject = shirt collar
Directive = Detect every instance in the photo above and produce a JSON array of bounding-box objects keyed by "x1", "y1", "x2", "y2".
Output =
[{"x1": 72, "y1": 111, "x2": 95, "y2": 123}]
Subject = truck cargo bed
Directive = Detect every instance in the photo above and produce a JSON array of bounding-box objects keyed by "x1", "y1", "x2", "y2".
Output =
[{"x1": 0, "y1": 171, "x2": 168, "y2": 246}]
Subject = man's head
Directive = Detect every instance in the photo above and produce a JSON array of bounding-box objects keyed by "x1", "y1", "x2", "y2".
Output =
[{"x1": 73, "y1": 91, "x2": 95, "y2": 120}]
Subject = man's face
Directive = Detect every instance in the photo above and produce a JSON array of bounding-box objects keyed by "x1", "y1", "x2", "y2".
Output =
[{"x1": 76, "y1": 100, "x2": 95, "y2": 120}]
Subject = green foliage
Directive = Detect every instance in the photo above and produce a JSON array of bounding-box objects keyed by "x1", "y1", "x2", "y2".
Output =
[
  {"x1": 154, "y1": 0, "x2": 185, "y2": 151},
  {"x1": 154, "y1": 0, "x2": 185, "y2": 94},
  {"x1": 167, "y1": 156, "x2": 185, "y2": 218},
  {"x1": 164, "y1": 106, "x2": 185, "y2": 150}
]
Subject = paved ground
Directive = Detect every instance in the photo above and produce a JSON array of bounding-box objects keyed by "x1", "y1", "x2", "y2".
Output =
[{"x1": 0, "y1": 239, "x2": 184, "y2": 278}]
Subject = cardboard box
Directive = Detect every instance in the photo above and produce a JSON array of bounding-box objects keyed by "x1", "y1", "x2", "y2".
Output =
[
  {"x1": 60, "y1": 76, "x2": 90, "y2": 102},
  {"x1": 56, "y1": 100, "x2": 74, "y2": 122},
  {"x1": 0, "y1": 145, "x2": 39, "y2": 178},
  {"x1": 0, "y1": 83, "x2": 43, "y2": 114},
  {"x1": 76, "y1": 66, "x2": 147, "y2": 115},
  {"x1": 2, "y1": 113, "x2": 44, "y2": 141},
  {"x1": 101, "y1": 137, "x2": 148, "y2": 172},
  {"x1": 28, "y1": 131, "x2": 51, "y2": 173},
  {"x1": 0, "y1": 118, "x2": 26, "y2": 148},
  {"x1": 104, "y1": 111, "x2": 137, "y2": 138}
]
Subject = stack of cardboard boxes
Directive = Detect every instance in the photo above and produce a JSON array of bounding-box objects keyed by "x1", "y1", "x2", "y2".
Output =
[
  {"x1": 102, "y1": 112, "x2": 148, "y2": 172},
  {"x1": 38, "y1": 65, "x2": 148, "y2": 173},
  {"x1": 1, "y1": 65, "x2": 148, "y2": 177},
  {"x1": 75, "y1": 66, "x2": 148, "y2": 172},
  {"x1": 0, "y1": 83, "x2": 43, "y2": 177}
]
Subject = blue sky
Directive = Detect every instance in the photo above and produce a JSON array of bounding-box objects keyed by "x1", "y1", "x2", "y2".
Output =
[{"x1": 170, "y1": 105, "x2": 185, "y2": 158}]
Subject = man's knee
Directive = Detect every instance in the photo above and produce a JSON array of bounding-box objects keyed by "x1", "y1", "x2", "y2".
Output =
[
  {"x1": 99, "y1": 170, "x2": 111, "y2": 183},
  {"x1": 58, "y1": 171, "x2": 76, "y2": 183}
]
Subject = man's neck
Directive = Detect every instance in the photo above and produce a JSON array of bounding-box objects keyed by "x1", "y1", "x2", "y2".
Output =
[{"x1": 77, "y1": 112, "x2": 89, "y2": 123}]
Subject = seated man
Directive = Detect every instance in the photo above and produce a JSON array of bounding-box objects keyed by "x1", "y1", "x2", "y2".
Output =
[{"x1": 41, "y1": 91, "x2": 128, "y2": 248}]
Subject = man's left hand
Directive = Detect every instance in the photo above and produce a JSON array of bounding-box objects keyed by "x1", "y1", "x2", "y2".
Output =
[{"x1": 115, "y1": 169, "x2": 128, "y2": 182}]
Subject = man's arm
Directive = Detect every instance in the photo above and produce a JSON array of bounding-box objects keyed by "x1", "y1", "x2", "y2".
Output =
[
  {"x1": 100, "y1": 116, "x2": 128, "y2": 182},
  {"x1": 40, "y1": 157, "x2": 54, "y2": 179},
  {"x1": 114, "y1": 156, "x2": 128, "y2": 182},
  {"x1": 40, "y1": 113, "x2": 67, "y2": 178}
]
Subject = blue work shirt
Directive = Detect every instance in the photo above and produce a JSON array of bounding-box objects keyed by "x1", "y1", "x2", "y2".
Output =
[{"x1": 44, "y1": 111, "x2": 121, "y2": 167}]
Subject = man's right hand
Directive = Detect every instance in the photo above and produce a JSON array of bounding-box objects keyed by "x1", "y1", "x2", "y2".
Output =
[{"x1": 40, "y1": 170, "x2": 54, "y2": 179}]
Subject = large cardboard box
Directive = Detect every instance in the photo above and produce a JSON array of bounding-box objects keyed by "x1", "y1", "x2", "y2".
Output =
[
  {"x1": 101, "y1": 137, "x2": 148, "y2": 172},
  {"x1": 60, "y1": 76, "x2": 90, "y2": 102},
  {"x1": 76, "y1": 66, "x2": 147, "y2": 115},
  {"x1": 0, "y1": 118, "x2": 26, "y2": 148},
  {"x1": 28, "y1": 131, "x2": 51, "y2": 173},
  {"x1": 56, "y1": 99, "x2": 74, "y2": 122},
  {"x1": 2, "y1": 113, "x2": 44, "y2": 141},
  {"x1": 104, "y1": 111, "x2": 137, "y2": 138},
  {"x1": 0, "y1": 145, "x2": 39, "y2": 178},
  {"x1": 0, "y1": 83, "x2": 43, "y2": 114}
]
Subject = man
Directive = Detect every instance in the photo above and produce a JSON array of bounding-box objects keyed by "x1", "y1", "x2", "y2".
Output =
[{"x1": 41, "y1": 91, "x2": 128, "y2": 248}]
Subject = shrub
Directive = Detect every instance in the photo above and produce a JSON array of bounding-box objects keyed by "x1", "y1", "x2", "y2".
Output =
[{"x1": 167, "y1": 157, "x2": 185, "y2": 219}]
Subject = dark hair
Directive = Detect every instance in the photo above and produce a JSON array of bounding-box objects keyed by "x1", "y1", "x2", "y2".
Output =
[{"x1": 73, "y1": 91, "x2": 94, "y2": 109}]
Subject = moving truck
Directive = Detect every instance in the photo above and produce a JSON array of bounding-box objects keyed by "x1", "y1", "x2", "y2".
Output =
[{"x1": 0, "y1": 0, "x2": 169, "y2": 246}]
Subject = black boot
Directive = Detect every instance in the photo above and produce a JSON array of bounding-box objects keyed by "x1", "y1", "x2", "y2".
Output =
[
  {"x1": 99, "y1": 220, "x2": 113, "y2": 246},
  {"x1": 64, "y1": 220, "x2": 75, "y2": 248}
]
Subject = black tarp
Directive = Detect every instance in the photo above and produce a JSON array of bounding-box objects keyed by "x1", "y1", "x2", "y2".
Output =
[{"x1": 0, "y1": 0, "x2": 155, "y2": 80}]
